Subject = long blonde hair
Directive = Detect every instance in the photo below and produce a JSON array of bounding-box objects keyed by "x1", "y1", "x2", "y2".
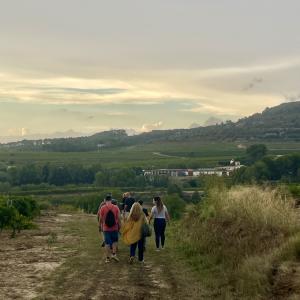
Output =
[{"x1": 128, "y1": 202, "x2": 143, "y2": 222}]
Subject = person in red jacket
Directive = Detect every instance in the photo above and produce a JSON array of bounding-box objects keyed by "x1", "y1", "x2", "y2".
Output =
[{"x1": 98, "y1": 195, "x2": 121, "y2": 263}]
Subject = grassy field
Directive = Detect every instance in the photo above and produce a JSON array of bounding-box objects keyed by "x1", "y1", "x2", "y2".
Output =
[
  {"x1": 1, "y1": 141, "x2": 299, "y2": 169},
  {"x1": 174, "y1": 185, "x2": 300, "y2": 299}
]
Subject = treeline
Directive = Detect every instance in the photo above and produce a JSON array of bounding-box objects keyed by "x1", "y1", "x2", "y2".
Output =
[
  {"x1": 45, "y1": 186, "x2": 192, "y2": 220},
  {"x1": 0, "y1": 196, "x2": 39, "y2": 237},
  {"x1": 233, "y1": 153, "x2": 300, "y2": 183},
  {"x1": 0, "y1": 163, "x2": 99, "y2": 188},
  {"x1": 0, "y1": 162, "x2": 175, "y2": 191}
]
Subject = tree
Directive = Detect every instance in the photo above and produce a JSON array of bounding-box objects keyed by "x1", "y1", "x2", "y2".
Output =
[
  {"x1": 7, "y1": 167, "x2": 19, "y2": 185},
  {"x1": 41, "y1": 164, "x2": 50, "y2": 182},
  {"x1": 167, "y1": 182, "x2": 182, "y2": 196},
  {"x1": 0, "y1": 205, "x2": 16, "y2": 232},
  {"x1": 164, "y1": 194, "x2": 186, "y2": 219},
  {"x1": 191, "y1": 191, "x2": 201, "y2": 204},
  {"x1": 94, "y1": 171, "x2": 109, "y2": 187},
  {"x1": 19, "y1": 164, "x2": 41, "y2": 185},
  {"x1": 0, "y1": 182, "x2": 11, "y2": 193},
  {"x1": 0, "y1": 171, "x2": 9, "y2": 182},
  {"x1": 246, "y1": 144, "x2": 268, "y2": 164},
  {"x1": 48, "y1": 166, "x2": 71, "y2": 186}
]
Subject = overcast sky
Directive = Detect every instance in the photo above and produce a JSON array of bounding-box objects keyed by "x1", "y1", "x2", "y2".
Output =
[{"x1": 1, "y1": 0, "x2": 300, "y2": 141}]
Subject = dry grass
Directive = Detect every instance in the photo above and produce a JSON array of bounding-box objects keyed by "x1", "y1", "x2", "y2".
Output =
[{"x1": 176, "y1": 185, "x2": 300, "y2": 299}]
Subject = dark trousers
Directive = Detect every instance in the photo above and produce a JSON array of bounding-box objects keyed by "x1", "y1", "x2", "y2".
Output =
[
  {"x1": 130, "y1": 238, "x2": 144, "y2": 261},
  {"x1": 154, "y1": 218, "x2": 166, "y2": 248}
]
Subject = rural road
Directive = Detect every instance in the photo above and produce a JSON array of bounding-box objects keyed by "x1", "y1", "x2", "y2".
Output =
[{"x1": 0, "y1": 211, "x2": 207, "y2": 300}]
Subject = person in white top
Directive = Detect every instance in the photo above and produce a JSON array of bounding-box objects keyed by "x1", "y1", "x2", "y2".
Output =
[{"x1": 149, "y1": 196, "x2": 170, "y2": 250}]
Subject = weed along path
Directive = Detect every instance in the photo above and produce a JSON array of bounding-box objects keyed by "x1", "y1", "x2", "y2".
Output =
[{"x1": 0, "y1": 211, "x2": 204, "y2": 300}]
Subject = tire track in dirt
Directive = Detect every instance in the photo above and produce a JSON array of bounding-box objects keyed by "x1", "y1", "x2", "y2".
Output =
[{"x1": 1, "y1": 212, "x2": 205, "y2": 299}]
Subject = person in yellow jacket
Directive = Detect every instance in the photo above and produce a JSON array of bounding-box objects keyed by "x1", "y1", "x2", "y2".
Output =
[{"x1": 122, "y1": 202, "x2": 147, "y2": 263}]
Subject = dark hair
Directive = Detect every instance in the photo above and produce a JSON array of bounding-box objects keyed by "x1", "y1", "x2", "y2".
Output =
[
  {"x1": 153, "y1": 196, "x2": 163, "y2": 213},
  {"x1": 105, "y1": 195, "x2": 112, "y2": 201},
  {"x1": 138, "y1": 200, "x2": 143, "y2": 205}
]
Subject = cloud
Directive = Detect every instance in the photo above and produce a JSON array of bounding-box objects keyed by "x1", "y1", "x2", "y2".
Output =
[
  {"x1": 37, "y1": 87, "x2": 126, "y2": 95},
  {"x1": 189, "y1": 58, "x2": 300, "y2": 79},
  {"x1": 105, "y1": 112, "x2": 128, "y2": 116},
  {"x1": 283, "y1": 94, "x2": 300, "y2": 102},
  {"x1": 182, "y1": 102, "x2": 239, "y2": 116},
  {"x1": 189, "y1": 123, "x2": 201, "y2": 129},
  {"x1": 242, "y1": 77, "x2": 263, "y2": 91},
  {"x1": 21, "y1": 128, "x2": 29, "y2": 136},
  {"x1": 0, "y1": 72, "x2": 181, "y2": 105},
  {"x1": 204, "y1": 116, "x2": 223, "y2": 126},
  {"x1": 0, "y1": 129, "x2": 84, "y2": 143},
  {"x1": 7, "y1": 127, "x2": 29, "y2": 137},
  {"x1": 0, "y1": 58, "x2": 292, "y2": 122},
  {"x1": 141, "y1": 121, "x2": 163, "y2": 132}
]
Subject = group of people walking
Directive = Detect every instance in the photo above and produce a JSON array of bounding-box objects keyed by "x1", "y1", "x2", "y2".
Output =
[{"x1": 97, "y1": 192, "x2": 170, "y2": 264}]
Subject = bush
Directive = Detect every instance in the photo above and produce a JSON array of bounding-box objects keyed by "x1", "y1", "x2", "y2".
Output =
[
  {"x1": 164, "y1": 194, "x2": 186, "y2": 219},
  {"x1": 0, "y1": 196, "x2": 39, "y2": 237},
  {"x1": 0, "y1": 182, "x2": 10, "y2": 193},
  {"x1": 177, "y1": 185, "x2": 299, "y2": 298}
]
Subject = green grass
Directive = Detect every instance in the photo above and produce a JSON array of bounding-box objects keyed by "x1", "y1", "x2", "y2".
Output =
[
  {"x1": 1, "y1": 141, "x2": 299, "y2": 169},
  {"x1": 174, "y1": 185, "x2": 300, "y2": 299}
]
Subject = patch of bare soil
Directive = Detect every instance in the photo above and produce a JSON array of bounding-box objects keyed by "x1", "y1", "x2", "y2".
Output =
[
  {"x1": 39, "y1": 214, "x2": 206, "y2": 299},
  {"x1": 0, "y1": 211, "x2": 77, "y2": 300},
  {"x1": 1, "y1": 212, "x2": 206, "y2": 300}
]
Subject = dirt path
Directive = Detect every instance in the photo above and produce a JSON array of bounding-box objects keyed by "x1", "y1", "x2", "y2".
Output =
[
  {"x1": 0, "y1": 212, "x2": 76, "y2": 299},
  {"x1": 152, "y1": 152, "x2": 183, "y2": 158},
  {"x1": 0, "y1": 212, "x2": 206, "y2": 300}
]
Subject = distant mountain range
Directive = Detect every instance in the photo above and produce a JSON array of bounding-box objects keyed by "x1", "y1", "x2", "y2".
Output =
[
  {"x1": 1, "y1": 101, "x2": 300, "y2": 152},
  {"x1": 0, "y1": 130, "x2": 84, "y2": 143}
]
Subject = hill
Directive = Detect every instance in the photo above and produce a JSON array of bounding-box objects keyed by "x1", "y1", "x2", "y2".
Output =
[
  {"x1": 1, "y1": 101, "x2": 300, "y2": 151},
  {"x1": 0, "y1": 129, "x2": 128, "y2": 152},
  {"x1": 128, "y1": 101, "x2": 300, "y2": 144}
]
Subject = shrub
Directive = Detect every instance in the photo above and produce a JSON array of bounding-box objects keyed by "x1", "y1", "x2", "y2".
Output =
[
  {"x1": 164, "y1": 194, "x2": 186, "y2": 219},
  {"x1": 177, "y1": 185, "x2": 299, "y2": 298},
  {"x1": 0, "y1": 196, "x2": 39, "y2": 237}
]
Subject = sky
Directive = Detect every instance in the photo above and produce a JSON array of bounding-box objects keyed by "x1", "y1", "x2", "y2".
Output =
[{"x1": 1, "y1": 0, "x2": 300, "y2": 142}]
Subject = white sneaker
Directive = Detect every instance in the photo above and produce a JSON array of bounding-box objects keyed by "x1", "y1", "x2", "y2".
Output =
[
  {"x1": 156, "y1": 248, "x2": 160, "y2": 252},
  {"x1": 111, "y1": 254, "x2": 119, "y2": 262}
]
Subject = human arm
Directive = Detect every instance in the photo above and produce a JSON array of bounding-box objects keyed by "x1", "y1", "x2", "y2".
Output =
[
  {"x1": 149, "y1": 207, "x2": 155, "y2": 224},
  {"x1": 118, "y1": 208, "x2": 122, "y2": 230},
  {"x1": 98, "y1": 206, "x2": 105, "y2": 228},
  {"x1": 165, "y1": 206, "x2": 170, "y2": 223}
]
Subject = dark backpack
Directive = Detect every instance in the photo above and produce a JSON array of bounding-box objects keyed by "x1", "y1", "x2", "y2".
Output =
[{"x1": 105, "y1": 209, "x2": 116, "y2": 227}]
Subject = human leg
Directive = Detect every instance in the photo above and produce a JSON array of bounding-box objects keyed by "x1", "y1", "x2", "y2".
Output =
[
  {"x1": 154, "y1": 219, "x2": 160, "y2": 249},
  {"x1": 160, "y1": 219, "x2": 166, "y2": 248},
  {"x1": 130, "y1": 242, "x2": 137, "y2": 257},
  {"x1": 110, "y1": 231, "x2": 119, "y2": 261},
  {"x1": 137, "y1": 238, "x2": 144, "y2": 261}
]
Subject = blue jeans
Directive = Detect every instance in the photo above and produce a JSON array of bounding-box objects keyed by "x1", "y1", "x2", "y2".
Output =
[
  {"x1": 103, "y1": 231, "x2": 118, "y2": 247},
  {"x1": 130, "y1": 238, "x2": 144, "y2": 261},
  {"x1": 154, "y1": 218, "x2": 166, "y2": 248}
]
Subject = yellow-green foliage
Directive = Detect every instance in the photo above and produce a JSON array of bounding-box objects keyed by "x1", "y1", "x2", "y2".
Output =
[{"x1": 177, "y1": 185, "x2": 300, "y2": 298}]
